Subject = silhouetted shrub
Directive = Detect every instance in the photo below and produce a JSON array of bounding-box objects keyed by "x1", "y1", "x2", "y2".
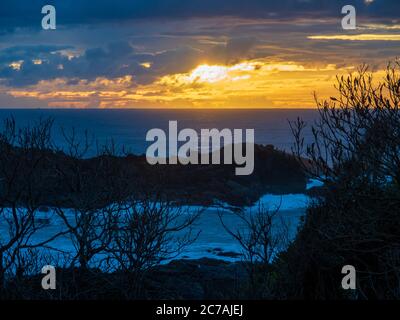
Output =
[{"x1": 285, "y1": 62, "x2": 400, "y2": 299}]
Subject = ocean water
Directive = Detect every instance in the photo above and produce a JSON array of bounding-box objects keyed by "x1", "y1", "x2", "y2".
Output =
[
  {"x1": 12, "y1": 198, "x2": 309, "y2": 264},
  {"x1": 0, "y1": 109, "x2": 318, "y2": 155},
  {"x1": 0, "y1": 109, "x2": 320, "y2": 262}
]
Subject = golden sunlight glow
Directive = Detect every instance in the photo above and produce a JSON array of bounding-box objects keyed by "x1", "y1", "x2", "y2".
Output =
[
  {"x1": 360, "y1": 24, "x2": 400, "y2": 30},
  {"x1": 5, "y1": 60, "x2": 364, "y2": 108},
  {"x1": 187, "y1": 64, "x2": 230, "y2": 83},
  {"x1": 9, "y1": 61, "x2": 23, "y2": 71},
  {"x1": 140, "y1": 62, "x2": 152, "y2": 69},
  {"x1": 308, "y1": 34, "x2": 400, "y2": 41},
  {"x1": 164, "y1": 63, "x2": 260, "y2": 84}
]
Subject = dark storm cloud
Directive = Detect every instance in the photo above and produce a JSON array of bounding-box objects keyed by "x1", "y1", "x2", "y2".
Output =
[
  {"x1": 0, "y1": 41, "x2": 205, "y2": 86},
  {"x1": 0, "y1": 0, "x2": 399, "y2": 90},
  {"x1": 0, "y1": 45, "x2": 70, "y2": 61},
  {"x1": 0, "y1": 42, "x2": 140, "y2": 86},
  {"x1": 205, "y1": 37, "x2": 259, "y2": 64},
  {"x1": 0, "y1": 45, "x2": 70, "y2": 86},
  {"x1": 0, "y1": 0, "x2": 398, "y2": 32}
]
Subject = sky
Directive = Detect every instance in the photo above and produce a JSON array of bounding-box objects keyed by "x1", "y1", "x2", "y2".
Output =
[{"x1": 0, "y1": 0, "x2": 399, "y2": 108}]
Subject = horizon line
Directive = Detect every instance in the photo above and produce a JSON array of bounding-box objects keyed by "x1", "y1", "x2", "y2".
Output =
[{"x1": 0, "y1": 107, "x2": 318, "y2": 110}]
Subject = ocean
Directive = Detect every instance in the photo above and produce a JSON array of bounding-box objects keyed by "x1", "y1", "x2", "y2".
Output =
[
  {"x1": 0, "y1": 108, "x2": 320, "y2": 262},
  {"x1": 0, "y1": 108, "x2": 318, "y2": 155}
]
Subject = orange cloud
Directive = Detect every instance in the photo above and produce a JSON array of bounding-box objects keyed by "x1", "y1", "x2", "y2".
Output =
[{"x1": 5, "y1": 60, "x2": 379, "y2": 108}]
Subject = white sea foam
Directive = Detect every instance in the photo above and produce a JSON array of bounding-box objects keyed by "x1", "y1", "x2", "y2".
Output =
[{"x1": 1, "y1": 179, "x2": 322, "y2": 263}]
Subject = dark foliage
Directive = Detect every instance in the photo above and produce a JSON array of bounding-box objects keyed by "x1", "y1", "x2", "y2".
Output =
[{"x1": 281, "y1": 62, "x2": 400, "y2": 299}]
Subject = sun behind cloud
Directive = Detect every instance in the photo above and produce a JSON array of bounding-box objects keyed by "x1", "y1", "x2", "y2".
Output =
[{"x1": 5, "y1": 59, "x2": 362, "y2": 109}]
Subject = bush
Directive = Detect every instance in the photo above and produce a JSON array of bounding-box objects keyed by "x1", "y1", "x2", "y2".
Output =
[{"x1": 284, "y1": 62, "x2": 400, "y2": 299}]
